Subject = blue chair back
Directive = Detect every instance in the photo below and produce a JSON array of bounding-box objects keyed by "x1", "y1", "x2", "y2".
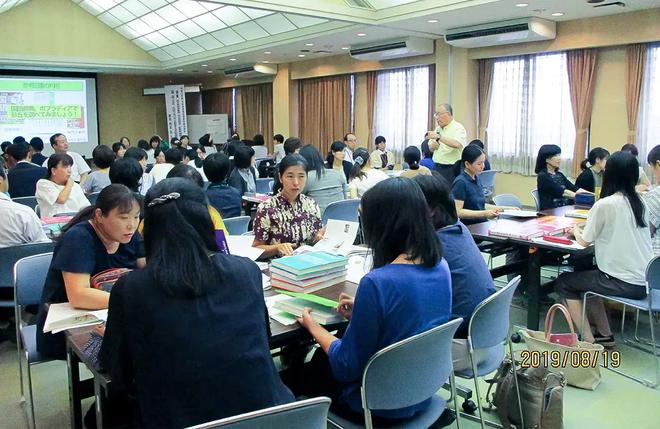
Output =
[
  {"x1": 268, "y1": 180, "x2": 274, "y2": 193},
  {"x1": 531, "y1": 189, "x2": 540, "y2": 211},
  {"x1": 186, "y1": 397, "x2": 331, "y2": 429},
  {"x1": 646, "y1": 255, "x2": 660, "y2": 292},
  {"x1": 88, "y1": 192, "x2": 101, "y2": 205},
  {"x1": 362, "y1": 318, "x2": 462, "y2": 411},
  {"x1": 493, "y1": 193, "x2": 523, "y2": 209},
  {"x1": 11, "y1": 196, "x2": 38, "y2": 210},
  {"x1": 224, "y1": 216, "x2": 251, "y2": 235},
  {"x1": 256, "y1": 178, "x2": 272, "y2": 194},
  {"x1": 0, "y1": 244, "x2": 54, "y2": 307},
  {"x1": 468, "y1": 276, "x2": 521, "y2": 349},
  {"x1": 321, "y1": 199, "x2": 360, "y2": 225},
  {"x1": 479, "y1": 170, "x2": 497, "y2": 188},
  {"x1": 14, "y1": 253, "x2": 53, "y2": 308}
]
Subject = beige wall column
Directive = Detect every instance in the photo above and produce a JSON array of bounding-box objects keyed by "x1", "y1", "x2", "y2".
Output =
[
  {"x1": 273, "y1": 64, "x2": 291, "y2": 138},
  {"x1": 353, "y1": 73, "x2": 370, "y2": 148}
]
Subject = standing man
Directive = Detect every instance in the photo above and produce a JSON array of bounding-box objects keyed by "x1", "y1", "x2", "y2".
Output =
[
  {"x1": 343, "y1": 133, "x2": 358, "y2": 164},
  {"x1": 5, "y1": 142, "x2": 48, "y2": 198},
  {"x1": 429, "y1": 103, "x2": 467, "y2": 184},
  {"x1": 42, "y1": 133, "x2": 90, "y2": 184}
]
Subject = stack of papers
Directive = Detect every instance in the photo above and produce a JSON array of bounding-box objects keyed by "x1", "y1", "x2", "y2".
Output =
[
  {"x1": 43, "y1": 303, "x2": 107, "y2": 334},
  {"x1": 271, "y1": 252, "x2": 348, "y2": 293},
  {"x1": 272, "y1": 291, "x2": 344, "y2": 325},
  {"x1": 226, "y1": 236, "x2": 264, "y2": 261},
  {"x1": 498, "y1": 210, "x2": 540, "y2": 218}
]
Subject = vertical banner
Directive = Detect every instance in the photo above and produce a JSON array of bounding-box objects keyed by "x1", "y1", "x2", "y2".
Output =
[{"x1": 164, "y1": 85, "x2": 188, "y2": 141}]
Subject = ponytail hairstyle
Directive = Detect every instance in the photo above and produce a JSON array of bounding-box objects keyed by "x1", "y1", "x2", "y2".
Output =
[
  {"x1": 601, "y1": 151, "x2": 646, "y2": 228},
  {"x1": 403, "y1": 146, "x2": 421, "y2": 170},
  {"x1": 453, "y1": 144, "x2": 483, "y2": 177},
  {"x1": 326, "y1": 140, "x2": 346, "y2": 166},
  {"x1": 348, "y1": 147, "x2": 370, "y2": 181},
  {"x1": 580, "y1": 147, "x2": 610, "y2": 171},
  {"x1": 60, "y1": 184, "x2": 140, "y2": 238}
]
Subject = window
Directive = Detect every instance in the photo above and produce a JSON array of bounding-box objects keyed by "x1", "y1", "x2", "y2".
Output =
[
  {"x1": 638, "y1": 43, "x2": 660, "y2": 171},
  {"x1": 374, "y1": 66, "x2": 431, "y2": 161},
  {"x1": 487, "y1": 53, "x2": 576, "y2": 176}
]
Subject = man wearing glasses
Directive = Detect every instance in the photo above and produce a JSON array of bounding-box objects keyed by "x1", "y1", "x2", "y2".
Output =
[{"x1": 429, "y1": 103, "x2": 467, "y2": 184}]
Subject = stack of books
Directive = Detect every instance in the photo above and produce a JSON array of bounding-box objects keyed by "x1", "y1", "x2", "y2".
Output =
[
  {"x1": 271, "y1": 251, "x2": 348, "y2": 293},
  {"x1": 488, "y1": 216, "x2": 584, "y2": 240},
  {"x1": 273, "y1": 293, "x2": 344, "y2": 325}
]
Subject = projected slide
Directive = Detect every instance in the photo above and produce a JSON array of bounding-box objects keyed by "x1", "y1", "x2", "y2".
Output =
[{"x1": 0, "y1": 78, "x2": 89, "y2": 143}]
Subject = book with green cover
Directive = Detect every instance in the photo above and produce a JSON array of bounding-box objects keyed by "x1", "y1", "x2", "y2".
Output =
[
  {"x1": 273, "y1": 298, "x2": 344, "y2": 324},
  {"x1": 271, "y1": 251, "x2": 348, "y2": 276}
]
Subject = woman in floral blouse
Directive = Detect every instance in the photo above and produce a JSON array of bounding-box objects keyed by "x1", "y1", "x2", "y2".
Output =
[{"x1": 253, "y1": 155, "x2": 324, "y2": 257}]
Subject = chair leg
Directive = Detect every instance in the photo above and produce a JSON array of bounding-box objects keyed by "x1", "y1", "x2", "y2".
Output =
[
  {"x1": 450, "y1": 373, "x2": 461, "y2": 429},
  {"x1": 580, "y1": 293, "x2": 591, "y2": 340},
  {"x1": 25, "y1": 355, "x2": 36, "y2": 429},
  {"x1": 649, "y1": 310, "x2": 659, "y2": 389},
  {"x1": 16, "y1": 331, "x2": 25, "y2": 403},
  {"x1": 468, "y1": 350, "x2": 486, "y2": 429},
  {"x1": 508, "y1": 340, "x2": 525, "y2": 429}
]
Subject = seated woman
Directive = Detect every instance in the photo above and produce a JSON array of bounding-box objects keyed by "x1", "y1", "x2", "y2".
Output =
[
  {"x1": 348, "y1": 147, "x2": 389, "y2": 199},
  {"x1": 621, "y1": 143, "x2": 651, "y2": 191},
  {"x1": 203, "y1": 152, "x2": 242, "y2": 219},
  {"x1": 253, "y1": 155, "x2": 323, "y2": 258},
  {"x1": 300, "y1": 145, "x2": 347, "y2": 215},
  {"x1": 401, "y1": 146, "x2": 432, "y2": 178},
  {"x1": 326, "y1": 140, "x2": 353, "y2": 182},
  {"x1": 468, "y1": 139, "x2": 491, "y2": 171},
  {"x1": 36, "y1": 153, "x2": 90, "y2": 218},
  {"x1": 643, "y1": 145, "x2": 660, "y2": 256},
  {"x1": 289, "y1": 177, "x2": 453, "y2": 426},
  {"x1": 36, "y1": 184, "x2": 143, "y2": 359},
  {"x1": 555, "y1": 151, "x2": 653, "y2": 346},
  {"x1": 535, "y1": 144, "x2": 587, "y2": 210},
  {"x1": 415, "y1": 174, "x2": 495, "y2": 335},
  {"x1": 228, "y1": 144, "x2": 257, "y2": 196},
  {"x1": 83, "y1": 145, "x2": 114, "y2": 194},
  {"x1": 369, "y1": 135, "x2": 395, "y2": 170},
  {"x1": 451, "y1": 145, "x2": 511, "y2": 225},
  {"x1": 420, "y1": 138, "x2": 436, "y2": 171},
  {"x1": 112, "y1": 142, "x2": 126, "y2": 159},
  {"x1": 99, "y1": 178, "x2": 294, "y2": 428},
  {"x1": 575, "y1": 147, "x2": 610, "y2": 194},
  {"x1": 124, "y1": 147, "x2": 155, "y2": 196},
  {"x1": 110, "y1": 157, "x2": 144, "y2": 194}
]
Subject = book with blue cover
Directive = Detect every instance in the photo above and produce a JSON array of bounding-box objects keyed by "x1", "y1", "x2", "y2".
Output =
[{"x1": 271, "y1": 251, "x2": 348, "y2": 276}]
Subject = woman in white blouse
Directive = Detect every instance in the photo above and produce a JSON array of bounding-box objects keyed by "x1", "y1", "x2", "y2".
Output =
[
  {"x1": 348, "y1": 147, "x2": 389, "y2": 198},
  {"x1": 36, "y1": 153, "x2": 90, "y2": 218}
]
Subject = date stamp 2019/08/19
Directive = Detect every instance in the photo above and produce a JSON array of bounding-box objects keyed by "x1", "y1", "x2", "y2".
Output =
[{"x1": 520, "y1": 350, "x2": 620, "y2": 369}]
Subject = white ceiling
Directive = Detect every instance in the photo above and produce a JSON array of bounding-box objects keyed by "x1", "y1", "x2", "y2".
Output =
[{"x1": 0, "y1": 0, "x2": 658, "y2": 74}]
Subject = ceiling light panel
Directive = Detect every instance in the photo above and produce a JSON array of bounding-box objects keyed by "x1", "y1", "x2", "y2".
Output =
[
  {"x1": 126, "y1": 18, "x2": 152, "y2": 37},
  {"x1": 199, "y1": 1, "x2": 222, "y2": 11},
  {"x1": 115, "y1": 23, "x2": 141, "y2": 39},
  {"x1": 212, "y1": 6, "x2": 250, "y2": 26},
  {"x1": 232, "y1": 21, "x2": 269, "y2": 40},
  {"x1": 144, "y1": 31, "x2": 171, "y2": 47},
  {"x1": 172, "y1": 0, "x2": 207, "y2": 18},
  {"x1": 256, "y1": 13, "x2": 296, "y2": 35},
  {"x1": 122, "y1": 0, "x2": 150, "y2": 17},
  {"x1": 148, "y1": 48, "x2": 174, "y2": 61},
  {"x1": 97, "y1": 11, "x2": 123, "y2": 28},
  {"x1": 192, "y1": 12, "x2": 226, "y2": 32},
  {"x1": 162, "y1": 44, "x2": 188, "y2": 58},
  {"x1": 192, "y1": 34, "x2": 224, "y2": 50},
  {"x1": 108, "y1": 4, "x2": 135, "y2": 22},
  {"x1": 141, "y1": 11, "x2": 168, "y2": 30},
  {"x1": 156, "y1": 4, "x2": 186, "y2": 24},
  {"x1": 210, "y1": 27, "x2": 244, "y2": 46},
  {"x1": 139, "y1": 0, "x2": 167, "y2": 8},
  {"x1": 176, "y1": 39, "x2": 204, "y2": 55},
  {"x1": 240, "y1": 7, "x2": 274, "y2": 20},
  {"x1": 133, "y1": 35, "x2": 158, "y2": 50},
  {"x1": 284, "y1": 14, "x2": 327, "y2": 28},
  {"x1": 176, "y1": 19, "x2": 206, "y2": 38},
  {"x1": 159, "y1": 26, "x2": 188, "y2": 43},
  {"x1": 79, "y1": 0, "x2": 106, "y2": 16}
]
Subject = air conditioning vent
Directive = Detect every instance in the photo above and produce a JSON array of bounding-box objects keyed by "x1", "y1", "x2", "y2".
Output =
[
  {"x1": 444, "y1": 18, "x2": 556, "y2": 48},
  {"x1": 349, "y1": 37, "x2": 433, "y2": 61},
  {"x1": 344, "y1": 0, "x2": 375, "y2": 9},
  {"x1": 223, "y1": 64, "x2": 277, "y2": 79}
]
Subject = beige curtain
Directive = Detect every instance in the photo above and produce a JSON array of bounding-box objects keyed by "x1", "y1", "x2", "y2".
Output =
[
  {"x1": 477, "y1": 59, "x2": 495, "y2": 145},
  {"x1": 625, "y1": 44, "x2": 647, "y2": 145},
  {"x1": 237, "y1": 84, "x2": 274, "y2": 152},
  {"x1": 366, "y1": 71, "x2": 378, "y2": 147},
  {"x1": 298, "y1": 75, "x2": 352, "y2": 156},
  {"x1": 201, "y1": 88, "x2": 233, "y2": 130},
  {"x1": 566, "y1": 49, "x2": 598, "y2": 177},
  {"x1": 427, "y1": 65, "x2": 436, "y2": 131}
]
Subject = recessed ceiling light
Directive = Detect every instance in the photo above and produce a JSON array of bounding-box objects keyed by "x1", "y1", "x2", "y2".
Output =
[
  {"x1": 357, "y1": 33, "x2": 366, "y2": 37},
  {"x1": 229, "y1": 58, "x2": 236, "y2": 61},
  {"x1": 515, "y1": 3, "x2": 528, "y2": 7},
  {"x1": 305, "y1": 43, "x2": 314, "y2": 46},
  {"x1": 264, "y1": 51, "x2": 271, "y2": 54},
  {"x1": 262, "y1": 60, "x2": 270, "y2": 63},
  {"x1": 298, "y1": 54, "x2": 306, "y2": 57},
  {"x1": 201, "y1": 64, "x2": 208, "y2": 67},
  {"x1": 176, "y1": 69, "x2": 183, "y2": 72},
  {"x1": 207, "y1": 70, "x2": 213, "y2": 73},
  {"x1": 341, "y1": 47, "x2": 350, "y2": 50},
  {"x1": 427, "y1": 19, "x2": 438, "y2": 23},
  {"x1": 551, "y1": 12, "x2": 564, "y2": 16}
]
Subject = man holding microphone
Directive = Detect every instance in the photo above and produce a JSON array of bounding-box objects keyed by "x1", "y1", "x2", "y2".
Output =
[{"x1": 428, "y1": 103, "x2": 467, "y2": 184}]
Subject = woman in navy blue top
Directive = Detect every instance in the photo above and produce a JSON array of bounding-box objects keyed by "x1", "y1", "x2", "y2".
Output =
[
  {"x1": 451, "y1": 145, "x2": 512, "y2": 225},
  {"x1": 290, "y1": 177, "x2": 453, "y2": 426},
  {"x1": 98, "y1": 178, "x2": 293, "y2": 427},
  {"x1": 535, "y1": 144, "x2": 587, "y2": 210},
  {"x1": 36, "y1": 184, "x2": 144, "y2": 360}
]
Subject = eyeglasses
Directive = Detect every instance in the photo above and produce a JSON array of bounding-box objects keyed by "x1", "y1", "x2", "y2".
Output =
[{"x1": 433, "y1": 111, "x2": 449, "y2": 119}]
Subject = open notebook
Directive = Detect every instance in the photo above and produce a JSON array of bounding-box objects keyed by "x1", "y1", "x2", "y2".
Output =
[{"x1": 43, "y1": 303, "x2": 107, "y2": 334}]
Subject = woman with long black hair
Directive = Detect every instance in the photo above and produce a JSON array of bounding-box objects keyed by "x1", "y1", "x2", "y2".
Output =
[{"x1": 555, "y1": 151, "x2": 653, "y2": 346}]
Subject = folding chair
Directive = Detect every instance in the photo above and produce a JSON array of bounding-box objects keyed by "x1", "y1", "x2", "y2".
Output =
[
  {"x1": 256, "y1": 178, "x2": 273, "y2": 194},
  {"x1": 14, "y1": 252, "x2": 54, "y2": 429},
  {"x1": 11, "y1": 196, "x2": 38, "y2": 211},
  {"x1": 0, "y1": 243, "x2": 54, "y2": 308},
  {"x1": 328, "y1": 318, "x2": 463, "y2": 429},
  {"x1": 224, "y1": 216, "x2": 251, "y2": 236},
  {"x1": 492, "y1": 194, "x2": 523, "y2": 209},
  {"x1": 454, "y1": 276, "x2": 524, "y2": 429},
  {"x1": 186, "y1": 397, "x2": 331, "y2": 429},
  {"x1": 321, "y1": 199, "x2": 360, "y2": 226},
  {"x1": 531, "y1": 190, "x2": 540, "y2": 211},
  {"x1": 581, "y1": 255, "x2": 660, "y2": 388}
]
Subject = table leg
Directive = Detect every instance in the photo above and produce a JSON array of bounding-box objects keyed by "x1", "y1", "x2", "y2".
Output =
[
  {"x1": 523, "y1": 249, "x2": 542, "y2": 330},
  {"x1": 94, "y1": 381, "x2": 106, "y2": 429},
  {"x1": 67, "y1": 344, "x2": 83, "y2": 429}
]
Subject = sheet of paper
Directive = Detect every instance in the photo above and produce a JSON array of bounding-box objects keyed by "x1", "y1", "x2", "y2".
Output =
[
  {"x1": 498, "y1": 210, "x2": 539, "y2": 218},
  {"x1": 256, "y1": 261, "x2": 269, "y2": 271},
  {"x1": 346, "y1": 254, "x2": 371, "y2": 284},
  {"x1": 262, "y1": 273, "x2": 271, "y2": 291},
  {"x1": 226, "y1": 235, "x2": 264, "y2": 261},
  {"x1": 264, "y1": 294, "x2": 298, "y2": 325},
  {"x1": 531, "y1": 237, "x2": 588, "y2": 250},
  {"x1": 313, "y1": 220, "x2": 360, "y2": 256}
]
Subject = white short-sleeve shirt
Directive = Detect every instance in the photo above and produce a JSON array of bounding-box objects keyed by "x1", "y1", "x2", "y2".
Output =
[
  {"x1": 0, "y1": 193, "x2": 49, "y2": 248},
  {"x1": 42, "y1": 151, "x2": 91, "y2": 182},
  {"x1": 582, "y1": 193, "x2": 653, "y2": 285},
  {"x1": 349, "y1": 168, "x2": 389, "y2": 198},
  {"x1": 35, "y1": 179, "x2": 91, "y2": 218}
]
